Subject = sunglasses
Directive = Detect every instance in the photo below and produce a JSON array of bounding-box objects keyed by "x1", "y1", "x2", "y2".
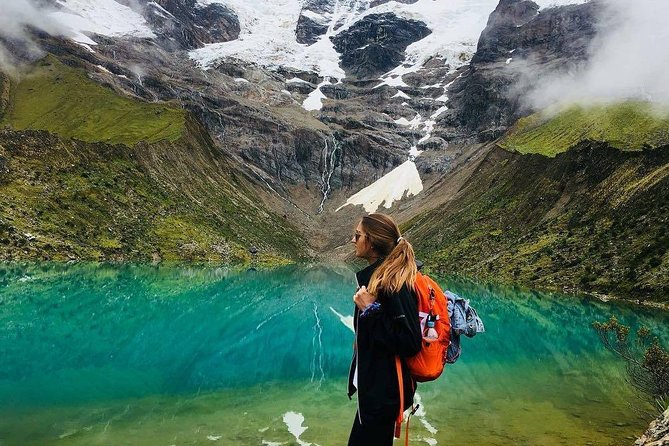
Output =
[{"x1": 353, "y1": 232, "x2": 364, "y2": 242}]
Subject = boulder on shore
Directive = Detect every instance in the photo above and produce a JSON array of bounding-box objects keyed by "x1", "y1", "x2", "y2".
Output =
[{"x1": 635, "y1": 407, "x2": 669, "y2": 446}]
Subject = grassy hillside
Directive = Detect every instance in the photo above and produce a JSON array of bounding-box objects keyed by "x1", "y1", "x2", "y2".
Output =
[
  {"x1": 499, "y1": 102, "x2": 669, "y2": 157},
  {"x1": 1, "y1": 56, "x2": 185, "y2": 145},
  {"x1": 405, "y1": 142, "x2": 669, "y2": 304},
  {"x1": 0, "y1": 123, "x2": 308, "y2": 265},
  {"x1": 0, "y1": 73, "x2": 10, "y2": 120},
  {"x1": 0, "y1": 56, "x2": 308, "y2": 264}
]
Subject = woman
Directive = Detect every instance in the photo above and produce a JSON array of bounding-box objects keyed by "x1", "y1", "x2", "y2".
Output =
[{"x1": 347, "y1": 213, "x2": 422, "y2": 446}]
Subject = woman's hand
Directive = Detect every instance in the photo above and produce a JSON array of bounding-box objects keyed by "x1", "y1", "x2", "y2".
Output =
[{"x1": 353, "y1": 286, "x2": 376, "y2": 311}]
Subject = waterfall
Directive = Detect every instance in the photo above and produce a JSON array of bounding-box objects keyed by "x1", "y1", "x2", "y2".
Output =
[
  {"x1": 214, "y1": 111, "x2": 225, "y2": 139},
  {"x1": 318, "y1": 135, "x2": 340, "y2": 214}
]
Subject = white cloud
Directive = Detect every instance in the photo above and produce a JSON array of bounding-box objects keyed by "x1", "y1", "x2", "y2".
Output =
[
  {"x1": 0, "y1": 0, "x2": 66, "y2": 72},
  {"x1": 0, "y1": 0, "x2": 64, "y2": 39},
  {"x1": 526, "y1": 0, "x2": 669, "y2": 108}
]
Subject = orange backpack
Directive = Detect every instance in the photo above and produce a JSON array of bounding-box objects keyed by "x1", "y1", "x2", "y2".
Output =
[
  {"x1": 407, "y1": 271, "x2": 451, "y2": 381},
  {"x1": 394, "y1": 272, "x2": 451, "y2": 442}
]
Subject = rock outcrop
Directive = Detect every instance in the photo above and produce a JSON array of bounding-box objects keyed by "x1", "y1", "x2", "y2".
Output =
[
  {"x1": 635, "y1": 408, "x2": 669, "y2": 446},
  {"x1": 438, "y1": 0, "x2": 599, "y2": 143},
  {"x1": 295, "y1": 0, "x2": 334, "y2": 45},
  {"x1": 331, "y1": 13, "x2": 431, "y2": 80},
  {"x1": 142, "y1": 0, "x2": 240, "y2": 50}
]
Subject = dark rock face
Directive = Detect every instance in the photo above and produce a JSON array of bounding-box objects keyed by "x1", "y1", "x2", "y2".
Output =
[
  {"x1": 330, "y1": 13, "x2": 431, "y2": 79},
  {"x1": 295, "y1": 0, "x2": 336, "y2": 45},
  {"x1": 285, "y1": 80, "x2": 317, "y2": 95},
  {"x1": 473, "y1": 0, "x2": 539, "y2": 64},
  {"x1": 143, "y1": 0, "x2": 240, "y2": 50},
  {"x1": 193, "y1": 3, "x2": 240, "y2": 42},
  {"x1": 440, "y1": 0, "x2": 599, "y2": 143},
  {"x1": 296, "y1": 14, "x2": 329, "y2": 45},
  {"x1": 276, "y1": 67, "x2": 321, "y2": 85},
  {"x1": 320, "y1": 83, "x2": 351, "y2": 100},
  {"x1": 476, "y1": 0, "x2": 596, "y2": 64}
]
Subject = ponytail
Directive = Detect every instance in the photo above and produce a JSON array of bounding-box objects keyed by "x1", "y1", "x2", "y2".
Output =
[
  {"x1": 367, "y1": 238, "x2": 417, "y2": 295},
  {"x1": 359, "y1": 214, "x2": 417, "y2": 295}
]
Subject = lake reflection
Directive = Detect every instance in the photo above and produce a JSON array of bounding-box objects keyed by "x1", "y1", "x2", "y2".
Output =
[{"x1": 0, "y1": 262, "x2": 666, "y2": 445}]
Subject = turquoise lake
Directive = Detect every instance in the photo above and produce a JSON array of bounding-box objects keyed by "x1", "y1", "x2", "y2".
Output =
[{"x1": 0, "y1": 262, "x2": 667, "y2": 446}]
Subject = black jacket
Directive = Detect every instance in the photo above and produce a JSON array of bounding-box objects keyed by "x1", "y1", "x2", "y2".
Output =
[{"x1": 347, "y1": 260, "x2": 422, "y2": 424}]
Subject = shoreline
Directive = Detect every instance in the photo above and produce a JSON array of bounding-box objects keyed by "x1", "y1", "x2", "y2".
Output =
[
  {"x1": 588, "y1": 291, "x2": 669, "y2": 312},
  {"x1": 427, "y1": 270, "x2": 669, "y2": 313},
  {"x1": 2, "y1": 258, "x2": 667, "y2": 311}
]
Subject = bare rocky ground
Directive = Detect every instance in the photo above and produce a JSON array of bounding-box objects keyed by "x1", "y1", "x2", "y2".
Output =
[{"x1": 636, "y1": 408, "x2": 669, "y2": 446}]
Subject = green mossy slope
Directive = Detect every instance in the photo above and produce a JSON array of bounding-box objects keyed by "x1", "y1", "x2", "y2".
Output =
[
  {"x1": 406, "y1": 142, "x2": 669, "y2": 303},
  {"x1": 1, "y1": 56, "x2": 185, "y2": 145},
  {"x1": 499, "y1": 102, "x2": 669, "y2": 157},
  {"x1": 0, "y1": 122, "x2": 306, "y2": 264},
  {"x1": 0, "y1": 73, "x2": 10, "y2": 120},
  {"x1": 0, "y1": 57, "x2": 308, "y2": 264}
]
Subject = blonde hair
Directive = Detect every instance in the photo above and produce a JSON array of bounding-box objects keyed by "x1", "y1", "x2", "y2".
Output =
[{"x1": 360, "y1": 213, "x2": 417, "y2": 295}]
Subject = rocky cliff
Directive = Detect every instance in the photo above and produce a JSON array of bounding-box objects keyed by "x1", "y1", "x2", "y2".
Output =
[
  {"x1": 331, "y1": 13, "x2": 431, "y2": 80},
  {"x1": 438, "y1": 0, "x2": 599, "y2": 143},
  {"x1": 142, "y1": 0, "x2": 240, "y2": 50}
]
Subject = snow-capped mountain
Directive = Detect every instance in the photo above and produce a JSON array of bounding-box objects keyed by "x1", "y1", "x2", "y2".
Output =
[
  {"x1": 50, "y1": 0, "x2": 586, "y2": 69},
  {"x1": 23, "y1": 0, "x2": 592, "y2": 217},
  {"x1": 1, "y1": 0, "x2": 601, "y2": 236},
  {"x1": 188, "y1": 0, "x2": 588, "y2": 81}
]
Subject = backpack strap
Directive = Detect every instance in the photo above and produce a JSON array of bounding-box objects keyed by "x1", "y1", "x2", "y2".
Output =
[
  {"x1": 405, "y1": 407, "x2": 414, "y2": 446},
  {"x1": 395, "y1": 357, "x2": 419, "y2": 445},
  {"x1": 394, "y1": 355, "x2": 404, "y2": 438}
]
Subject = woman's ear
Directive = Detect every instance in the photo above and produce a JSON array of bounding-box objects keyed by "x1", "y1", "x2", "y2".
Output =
[{"x1": 363, "y1": 237, "x2": 373, "y2": 251}]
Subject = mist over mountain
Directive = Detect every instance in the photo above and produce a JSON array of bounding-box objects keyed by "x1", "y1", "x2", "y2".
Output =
[
  {"x1": 524, "y1": 0, "x2": 669, "y2": 108},
  {"x1": 0, "y1": 0, "x2": 64, "y2": 72}
]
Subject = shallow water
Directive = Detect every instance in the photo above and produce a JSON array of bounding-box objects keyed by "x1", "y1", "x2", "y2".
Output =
[{"x1": 0, "y1": 262, "x2": 667, "y2": 446}]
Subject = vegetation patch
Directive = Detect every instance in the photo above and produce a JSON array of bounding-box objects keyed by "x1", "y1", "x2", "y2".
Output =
[
  {"x1": 593, "y1": 316, "x2": 668, "y2": 413},
  {"x1": 1, "y1": 56, "x2": 185, "y2": 145},
  {"x1": 0, "y1": 127, "x2": 308, "y2": 264},
  {"x1": 406, "y1": 143, "x2": 669, "y2": 304},
  {"x1": 500, "y1": 102, "x2": 669, "y2": 157}
]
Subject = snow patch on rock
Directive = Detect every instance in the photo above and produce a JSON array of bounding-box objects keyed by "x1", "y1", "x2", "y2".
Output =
[
  {"x1": 336, "y1": 160, "x2": 423, "y2": 213},
  {"x1": 51, "y1": 0, "x2": 155, "y2": 45}
]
